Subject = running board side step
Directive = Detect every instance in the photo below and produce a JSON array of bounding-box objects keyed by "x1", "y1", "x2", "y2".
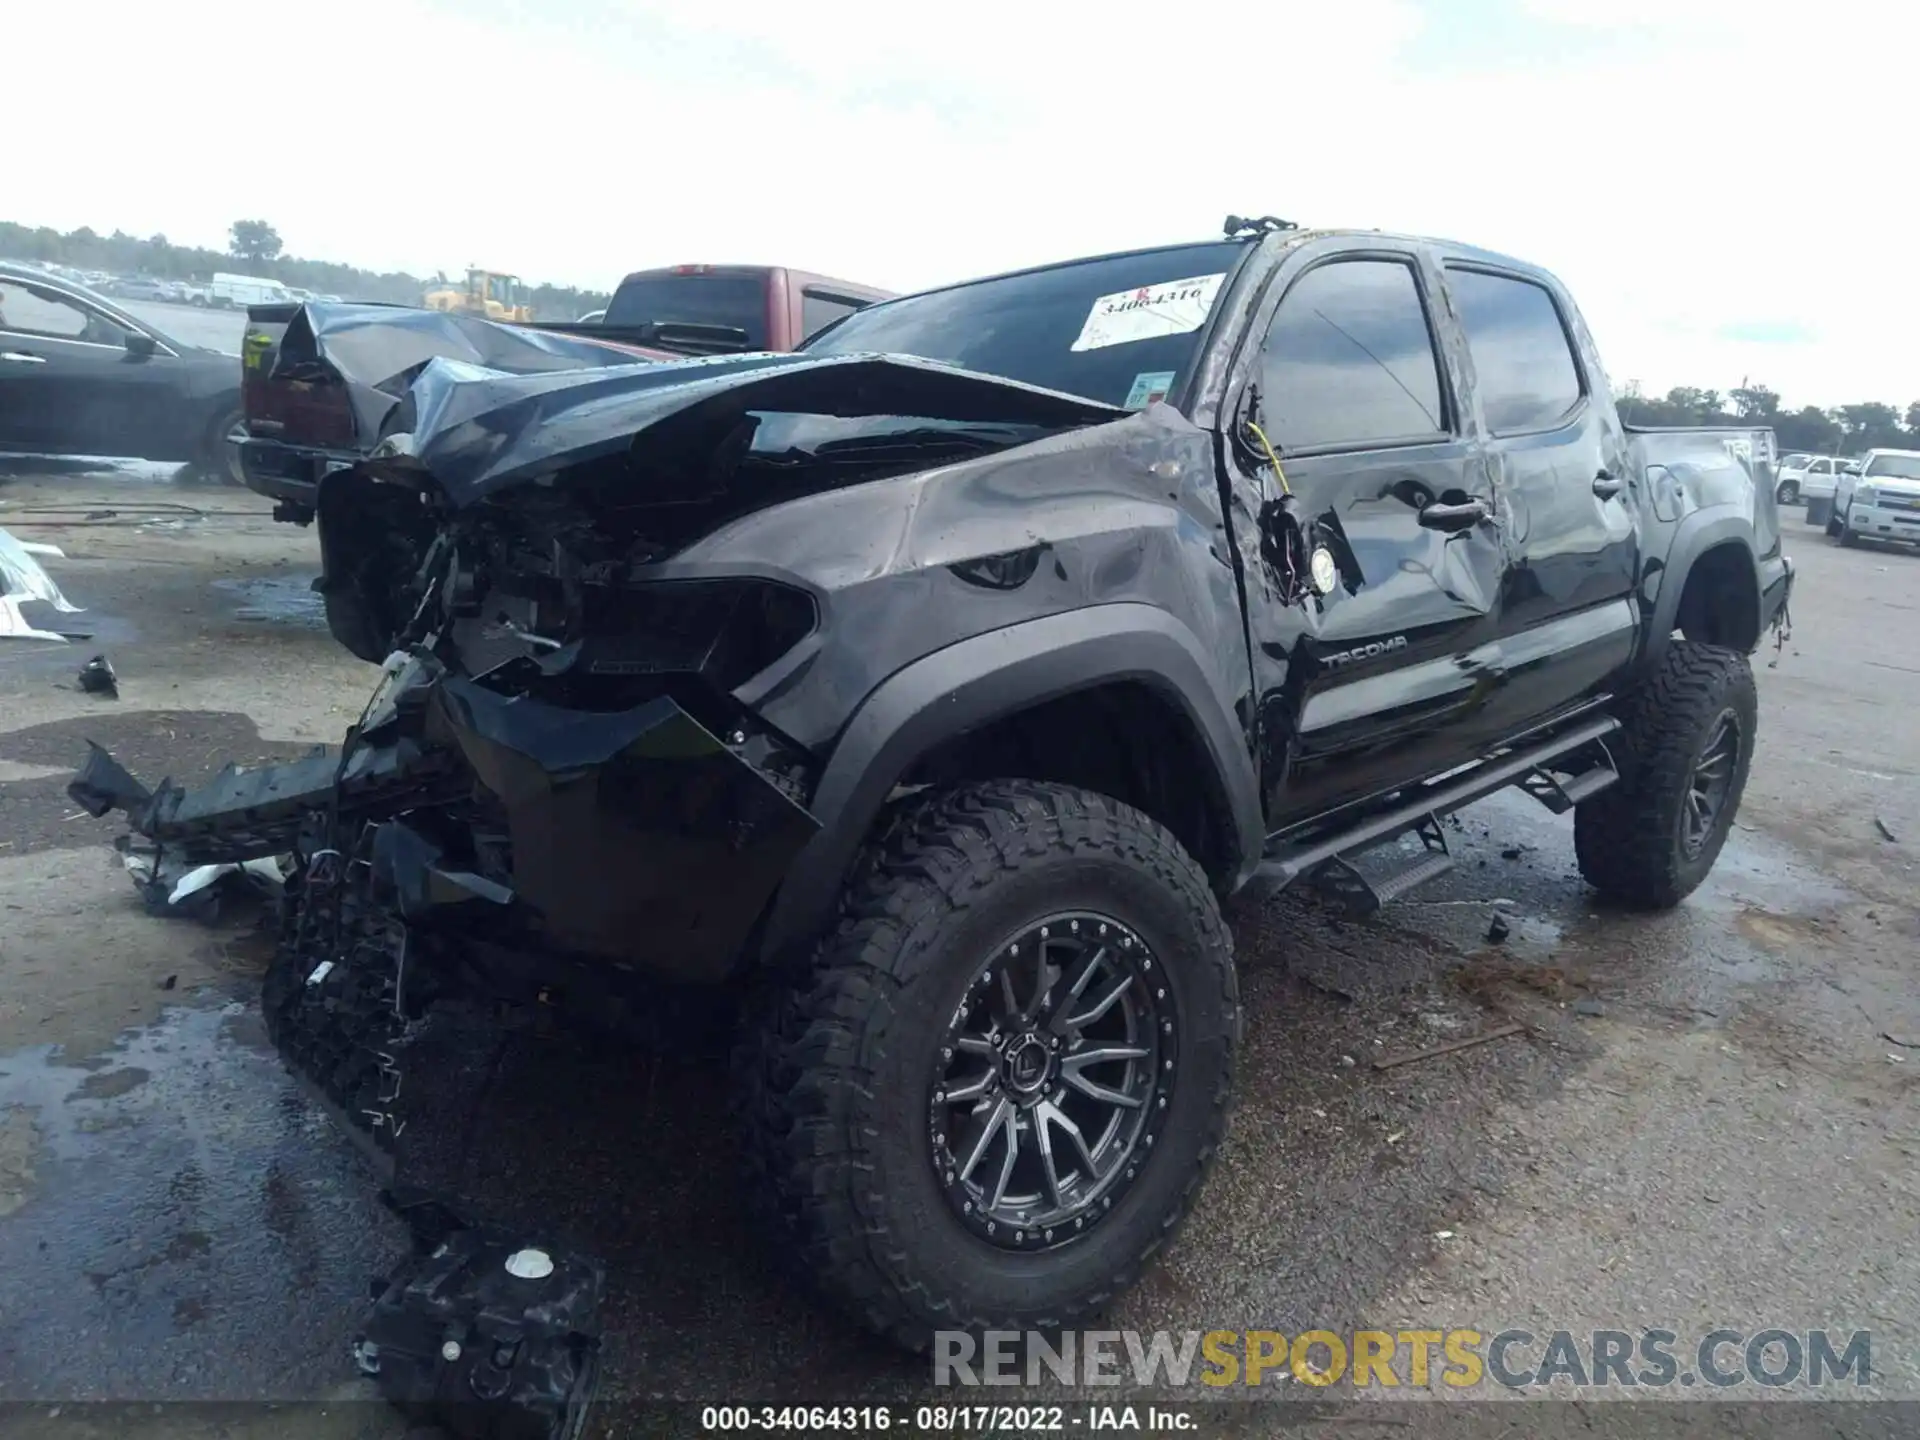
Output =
[{"x1": 1246, "y1": 715, "x2": 1621, "y2": 911}]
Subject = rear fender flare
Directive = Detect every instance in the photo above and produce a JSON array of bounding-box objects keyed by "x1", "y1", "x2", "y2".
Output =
[
  {"x1": 755, "y1": 603, "x2": 1264, "y2": 965},
  {"x1": 1639, "y1": 508, "x2": 1756, "y2": 666}
]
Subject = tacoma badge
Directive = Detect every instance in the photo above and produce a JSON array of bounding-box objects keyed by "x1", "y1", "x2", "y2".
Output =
[{"x1": 1323, "y1": 635, "x2": 1409, "y2": 669}]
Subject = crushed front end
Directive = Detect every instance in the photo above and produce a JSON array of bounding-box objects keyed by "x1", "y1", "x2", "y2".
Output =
[
  {"x1": 67, "y1": 324, "x2": 1165, "y2": 1426},
  {"x1": 68, "y1": 341, "x2": 1126, "y2": 1140}
]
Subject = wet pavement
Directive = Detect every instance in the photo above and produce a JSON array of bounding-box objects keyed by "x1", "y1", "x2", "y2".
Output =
[{"x1": 2, "y1": 477, "x2": 1918, "y2": 1431}]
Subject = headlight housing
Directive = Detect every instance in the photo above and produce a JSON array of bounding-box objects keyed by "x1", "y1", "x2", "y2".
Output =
[{"x1": 1853, "y1": 484, "x2": 1879, "y2": 509}]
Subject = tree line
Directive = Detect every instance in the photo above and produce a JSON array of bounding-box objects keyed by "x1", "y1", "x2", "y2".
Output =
[
  {"x1": 1616, "y1": 382, "x2": 1917, "y2": 456},
  {"x1": 0, "y1": 218, "x2": 611, "y2": 322}
]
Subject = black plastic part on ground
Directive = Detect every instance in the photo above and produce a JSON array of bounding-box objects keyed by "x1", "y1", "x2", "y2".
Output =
[{"x1": 358, "y1": 1190, "x2": 604, "y2": 1440}]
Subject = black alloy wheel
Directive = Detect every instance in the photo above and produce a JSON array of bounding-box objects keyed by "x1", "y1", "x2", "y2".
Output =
[
  {"x1": 1679, "y1": 707, "x2": 1742, "y2": 861},
  {"x1": 930, "y1": 912, "x2": 1173, "y2": 1250}
]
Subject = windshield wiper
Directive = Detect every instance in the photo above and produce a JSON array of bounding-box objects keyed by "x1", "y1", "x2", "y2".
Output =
[{"x1": 610, "y1": 320, "x2": 754, "y2": 355}]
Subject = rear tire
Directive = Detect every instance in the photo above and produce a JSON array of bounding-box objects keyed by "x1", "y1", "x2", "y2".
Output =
[
  {"x1": 177, "y1": 406, "x2": 246, "y2": 486},
  {"x1": 734, "y1": 780, "x2": 1238, "y2": 1352},
  {"x1": 1574, "y1": 641, "x2": 1756, "y2": 909}
]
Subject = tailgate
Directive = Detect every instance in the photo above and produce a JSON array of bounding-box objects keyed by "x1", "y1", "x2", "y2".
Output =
[{"x1": 242, "y1": 303, "x2": 358, "y2": 451}]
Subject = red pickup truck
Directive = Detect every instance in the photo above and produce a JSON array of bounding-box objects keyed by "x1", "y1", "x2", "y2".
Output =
[{"x1": 536, "y1": 264, "x2": 892, "y2": 353}]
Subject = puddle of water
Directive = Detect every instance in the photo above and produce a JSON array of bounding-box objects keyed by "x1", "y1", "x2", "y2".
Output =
[
  {"x1": 208, "y1": 576, "x2": 325, "y2": 629},
  {"x1": 0, "y1": 1001, "x2": 401, "y2": 1400},
  {"x1": 0, "y1": 456, "x2": 199, "y2": 486},
  {"x1": 1381, "y1": 788, "x2": 1858, "y2": 1022}
]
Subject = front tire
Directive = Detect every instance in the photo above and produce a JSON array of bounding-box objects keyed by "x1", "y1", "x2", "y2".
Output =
[
  {"x1": 735, "y1": 780, "x2": 1238, "y2": 1352},
  {"x1": 1574, "y1": 641, "x2": 1756, "y2": 909},
  {"x1": 1838, "y1": 509, "x2": 1861, "y2": 547},
  {"x1": 1775, "y1": 479, "x2": 1800, "y2": 505}
]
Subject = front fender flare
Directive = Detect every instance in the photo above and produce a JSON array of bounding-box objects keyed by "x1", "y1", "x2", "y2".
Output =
[{"x1": 755, "y1": 603, "x2": 1264, "y2": 965}]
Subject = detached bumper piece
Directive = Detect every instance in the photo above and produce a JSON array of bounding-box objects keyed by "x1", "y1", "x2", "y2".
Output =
[
  {"x1": 68, "y1": 733, "x2": 462, "y2": 864},
  {"x1": 358, "y1": 1192, "x2": 604, "y2": 1440}
]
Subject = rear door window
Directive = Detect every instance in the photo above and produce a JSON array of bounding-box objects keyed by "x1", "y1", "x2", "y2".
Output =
[
  {"x1": 801, "y1": 289, "x2": 867, "y2": 339},
  {"x1": 1445, "y1": 268, "x2": 1584, "y2": 434},
  {"x1": 604, "y1": 274, "x2": 769, "y2": 348},
  {"x1": 1258, "y1": 258, "x2": 1448, "y2": 451}
]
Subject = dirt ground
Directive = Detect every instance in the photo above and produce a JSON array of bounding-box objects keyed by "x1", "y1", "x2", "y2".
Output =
[{"x1": 2, "y1": 469, "x2": 1917, "y2": 1437}]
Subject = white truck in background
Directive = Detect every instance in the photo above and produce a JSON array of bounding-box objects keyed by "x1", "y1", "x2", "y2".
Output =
[
  {"x1": 1829, "y1": 448, "x2": 1920, "y2": 548},
  {"x1": 209, "y1": 272, "x2": 293, "y2": 310}
]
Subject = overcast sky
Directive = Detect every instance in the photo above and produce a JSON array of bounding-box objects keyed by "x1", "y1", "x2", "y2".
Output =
[{"x1": 12, "y1": 0, "x2": 1913, "y2": 408}]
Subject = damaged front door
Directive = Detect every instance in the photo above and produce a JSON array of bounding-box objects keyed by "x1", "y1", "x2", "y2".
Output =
[{"x1": 1231, "y1": 246, "x2": 1505, "y2": 826}]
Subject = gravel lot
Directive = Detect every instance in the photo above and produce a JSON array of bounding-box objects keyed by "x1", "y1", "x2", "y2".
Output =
[
  {"x1": 116, "y1": 299, "x2": 249, "y2": 355},
  {"x1": 1, "y1": 471, "x2": 1916, "y2": 1437}
]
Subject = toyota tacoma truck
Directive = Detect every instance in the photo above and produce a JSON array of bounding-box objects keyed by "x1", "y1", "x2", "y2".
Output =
[{"x1": 70, "y1": 217, "x2": 1792, "y2": 1392}]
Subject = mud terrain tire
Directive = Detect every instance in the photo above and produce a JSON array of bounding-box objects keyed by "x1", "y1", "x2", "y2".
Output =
[
  {"x1": 1574, "y1": 641, "x2": 1757, "y2": 909},
  {"x1": 735, "y1": 780, "x2": 1238, "y2": 1352}
]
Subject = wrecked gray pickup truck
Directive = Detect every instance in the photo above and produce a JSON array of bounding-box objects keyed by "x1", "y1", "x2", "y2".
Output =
[{"x1": 72, "y1": 219, "x2": 1792, "y2": 1382}]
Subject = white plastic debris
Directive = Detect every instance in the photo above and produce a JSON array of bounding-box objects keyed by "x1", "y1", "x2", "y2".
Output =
[
  {"x1": 0, "y1": 524, "x2": 81, "y2": 641},
  {"x1": 166, "y1": 856, "x2": 287, "y2": 907},
  {"x1": 506, "y1": 1248, "x2": 555, "y2": 1280}
]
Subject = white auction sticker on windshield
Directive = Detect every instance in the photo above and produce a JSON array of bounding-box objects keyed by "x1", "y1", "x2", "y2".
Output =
[{"x1": 1072, "y1": 273, "x2": 1226, "y2": 352}]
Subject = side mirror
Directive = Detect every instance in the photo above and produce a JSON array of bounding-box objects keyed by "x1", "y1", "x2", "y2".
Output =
[{"x1": 124, "y1": 330, "x2": 157, "y2": 360}]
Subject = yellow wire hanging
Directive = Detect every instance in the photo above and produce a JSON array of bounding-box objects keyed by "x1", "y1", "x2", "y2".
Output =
[{"x1": 1245, "y1": 420, "x2": 1292, "y2": 496}]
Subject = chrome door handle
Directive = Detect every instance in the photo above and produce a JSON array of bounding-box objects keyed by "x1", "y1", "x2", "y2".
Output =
[
  {"x1": 1592, "y1": 471, "x2": 1624, "y2": 499},
  {"x1": 1, "y1": 351, "x2": 47, "y2": 364}
]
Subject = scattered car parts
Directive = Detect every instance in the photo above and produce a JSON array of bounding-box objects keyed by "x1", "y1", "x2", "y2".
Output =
[
  {"x1": 357, "y1": 1189, "x2": 603, "y2": 1440},
  {"x1": 76, "y1": 653, "x2": 117, "y2": 696}
]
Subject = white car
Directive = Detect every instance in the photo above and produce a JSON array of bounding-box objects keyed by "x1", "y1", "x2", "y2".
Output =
[
  {"x1": 1774, "y1": 452, "x2": 1815, "y2": 504},
  {"x1": 1794, "y1": 455, "x2": 1851, "y2": 527},
  {"x1": 1829, "y1": 448, "x2": 1920, "y2": 548}
]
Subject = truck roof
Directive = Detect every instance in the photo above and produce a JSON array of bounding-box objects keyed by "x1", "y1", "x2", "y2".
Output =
[{"x1": 867, "y1": 228, "x2": 1559, "y2": 310}]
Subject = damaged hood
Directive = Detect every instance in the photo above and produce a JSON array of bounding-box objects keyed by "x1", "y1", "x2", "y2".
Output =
[
  {"x1": 295, "y1": 307, "x2": 1126, "y2": 506},
  {"x1": 269, "y1": 302, "x2": 673, "y2": 448}
]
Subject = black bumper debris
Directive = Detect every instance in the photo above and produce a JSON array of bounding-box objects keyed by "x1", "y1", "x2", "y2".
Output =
[{"x1": 358, "y1": 1191, "x2": 604, "y2": 1440}]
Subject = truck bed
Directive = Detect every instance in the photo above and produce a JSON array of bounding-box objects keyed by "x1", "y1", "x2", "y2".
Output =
[{"x1": 1625, "y1": 423, "x2": 1783, "y2": 560}]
